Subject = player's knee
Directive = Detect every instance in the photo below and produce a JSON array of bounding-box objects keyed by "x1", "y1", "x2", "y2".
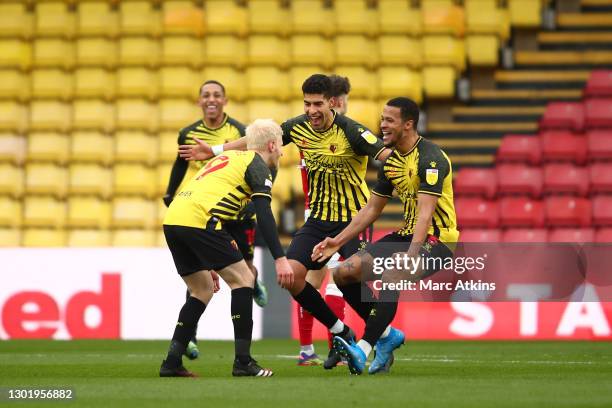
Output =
[
  {"x1": 248, "y1": 263, "x2": 258, "y2": 280},
  {"x1": 189, "y1": 287, "x2": 213, "y2": 304},
  {"x1": 305, "y1": 270, "x2": 323, "y2": 289},
  {"x1": 243, "y1": 271, "x2": 255, "y2": 288},
  {"x1": 334, "y1": 261, "x2": 361, "y2": 285}
]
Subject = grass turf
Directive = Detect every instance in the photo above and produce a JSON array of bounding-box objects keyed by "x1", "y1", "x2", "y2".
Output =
[{"x1": 0, "y1": 339, "x2": 611, "y2": 408}]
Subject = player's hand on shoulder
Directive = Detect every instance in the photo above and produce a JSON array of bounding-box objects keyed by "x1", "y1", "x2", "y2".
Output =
[
  {"x1": 274, "y1": 257, "x2": 294, "y2": 289},
  {"x1": 311, "y1": 238, "x2": 340, "y2": 262},
  {"x1": 179, "y1": 137, "x2": 213, "y2": 161}
]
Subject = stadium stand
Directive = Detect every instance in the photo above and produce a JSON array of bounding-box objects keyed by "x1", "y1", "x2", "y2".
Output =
[{"x1": 0, "y1": 0, "x2": 610, "y2": 246}]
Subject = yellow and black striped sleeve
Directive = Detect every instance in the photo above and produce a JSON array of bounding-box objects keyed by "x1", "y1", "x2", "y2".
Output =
[
  {"x1": 372, "y1": 159, "x2": 394, "y2": 198},
  {"x1": 245, "y1": 154, "x2": 273, "y2": 199},
  {"x1": 417, "y1": 142, "x2": 449, "y2": 197},
  {"x1": 341, "y1": 116, "x2": 386, "y2": 160},
  {"x1": 280, "y1": 115, "x2": 305, "y2": 146}
]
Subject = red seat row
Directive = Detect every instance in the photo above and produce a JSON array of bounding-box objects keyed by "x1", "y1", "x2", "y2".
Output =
[
  {"x1": 454, "y1": 163, "x2": 612, "y2": 198},
  {"x1": 585, "y1": 70, "x2": 612, "y2": 98},
  {"x1": 459, "y1": 228, "x2": 612, "y2": 242},
  {"x1": 455, "y1": 195, "x2": 612, "y2": 228},
  {"x1": 540, "y1": 99, "x2": 612, "y2": 132},
  {"x1": 496, "y1": 131, "x2": 612, "y2": 165}
]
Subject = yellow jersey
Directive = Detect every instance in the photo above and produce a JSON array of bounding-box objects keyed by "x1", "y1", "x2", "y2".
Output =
[
  {"x1": 372, "y1": 136, "x2": 459, "y2": 244},
  {"x1": 164, "y1": 150, "x2": 273, "y2": 230},
  {"x1": 281, "y1": 112, "x2": 385, "y2": 222}
]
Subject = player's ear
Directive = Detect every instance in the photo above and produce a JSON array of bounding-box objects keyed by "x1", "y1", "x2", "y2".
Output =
[
  {"x1": 404, "y1": 119, "x2": 414, "y2": 131},
  {"x1": 329, "y1": 96, "x2": 337, "y2": 108}
]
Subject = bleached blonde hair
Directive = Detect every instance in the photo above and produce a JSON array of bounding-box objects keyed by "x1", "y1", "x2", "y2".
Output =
[{"x1": 246, "y1": 119, "x2": 283, "y2": 150}]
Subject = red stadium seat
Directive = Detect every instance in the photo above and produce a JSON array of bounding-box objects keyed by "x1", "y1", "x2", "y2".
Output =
[
  {"x1": 459, "y1": 228, "x2": 501, "y2": 242},
  {"x1": 585, "y1": 70, "x2": 612, "y2": 97},
  {"x1": 540, "y1": 131, "x2": 587, "y2": 165},
  {"x1": 498, "y1": 197, "x2": 545, "y2": 227},
  {"x1": 543, "y1": 163, "x2": 589, "y2": 197},
  {"x1": 545, "y1": 196, "x2": 592, "y2": 227},
  {"x1": 593, "y1": 195, "x2": 612, "y2": 227},
  {"x1": 453, "y1": 167, "x2": 496, "y2": 199},
  {"x1": 585, "y1": 98, "x2": 612, "y2": 129},
  {"x1": 549, "y1": 228, "x2": 595, "y2": 243},
  {"x1": 587, "y1": 130, "x2": 612, "y2": 161},
  {"x1": 502, "y1": 228, "x2": 548, "y2": 242},
  {"x1": 455, "y1": 198, "x2": 499, "y2": 228},
  {"x1": 496, "y1": 134, "x2": 541, "y2": 165},
  {"x1": 540, "y1": 102, "x2": 585, "y2": 133},
  {"x1": 589, "y1": 163, "x2": 612, "y2": 194},
  {"x1": 496, "y1": 164, "x2": 542, "y2": 197},
  {"x1": 595, "y1": 228, "x2": 612, "y2": 242}
]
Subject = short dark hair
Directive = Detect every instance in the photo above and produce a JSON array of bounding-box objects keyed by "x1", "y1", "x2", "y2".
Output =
[
  {"x1": 302, "y1": 74, "x2": 332, "y2": 98},
  {"x1": 328, "y1": 75, "x2": 351, "y2": 97},
  {"x1": 386, "y1": 97, "x2": 419, "y2": 127},
  {"x1": 199, "y1": 80, "x2": 225, "y2": 96}
]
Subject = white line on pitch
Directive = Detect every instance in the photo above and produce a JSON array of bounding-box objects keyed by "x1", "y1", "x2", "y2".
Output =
[{"x1": 267, "y1": 354, "x2": 604, "y2": 365}]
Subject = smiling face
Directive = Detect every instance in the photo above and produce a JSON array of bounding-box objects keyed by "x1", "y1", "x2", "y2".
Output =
[
  {"x1": 380, "y1": 105, "x2": 412, "y2": 147},
  {"x1": 198, "y1": 83, "x2": 227, "y2": 124},
  {"x1": 304, "y1": 93, "x2": 333, "y2": 131}
]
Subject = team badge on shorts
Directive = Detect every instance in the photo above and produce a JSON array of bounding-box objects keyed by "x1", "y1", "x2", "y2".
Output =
[{"x1": 230, "y1": 240, "x2": 239, "y2": 251}]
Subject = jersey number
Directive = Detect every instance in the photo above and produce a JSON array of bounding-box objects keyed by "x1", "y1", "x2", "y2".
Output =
[{"x1": 196, "y1": 155, "x2": 229, "y2": 180}]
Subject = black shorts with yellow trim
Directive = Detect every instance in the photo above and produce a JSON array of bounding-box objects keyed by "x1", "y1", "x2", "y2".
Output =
[
  {"x1": 286, "y1": 217, "x2": 370, "y2": 271},
  {"x1": 225, "y1": 218, "x2": 256, "y2": 261},
  {"x1": 163, "y1": 224, "x2": 243, "y2": 276},
  {"x1": 364, "y1": 232, "x2": 453, "y2": 279}
]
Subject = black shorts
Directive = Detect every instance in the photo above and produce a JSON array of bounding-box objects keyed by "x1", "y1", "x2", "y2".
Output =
[
  {"x1": 163, "y1": 224, "x2": 243, "y2": 276},
  {"x1": 363, "y1": 232, "x2": 454, "y2": 279},
  {"x1": 225, "y1": 219, "x2": 256, "y2": 261},
  {"x1": 286, "y1": 218, "x2": 370, "y2": 271}
]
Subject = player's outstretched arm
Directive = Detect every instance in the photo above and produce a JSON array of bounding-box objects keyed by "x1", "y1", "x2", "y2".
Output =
[
  {"x1": 405, "y1": 193, "x2": 438, "y2": 258},
  {"x1": 179, "y1": 137, "x2": 248, "y2": 161},
  {"x1": 376, "y1": 148, "x2": 393, "y2": 162},
  {"x1": 162, "y1": 154, "x2": 188, "y2": 206},
  {"x1": 312, "y1": 193, "x2": 388, "y2": 262},
  {"x1": 252, "y1": 196, "x2": 294, "y2": 289}
]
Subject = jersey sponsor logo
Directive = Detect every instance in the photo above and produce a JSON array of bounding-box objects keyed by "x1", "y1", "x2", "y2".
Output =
[
  {"x1": 426, "y1": 168, "x2": 439, "y2": 185},
  {"x1": 305, "y1": 156, "x2": 345, "y2": 170},
  {"x1": 361, "y1": 130, "x2": 378, "y2": 144}
]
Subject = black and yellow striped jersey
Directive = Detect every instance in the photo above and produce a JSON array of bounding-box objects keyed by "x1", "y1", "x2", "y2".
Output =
[
  {"x1": 163, "y1": 150, "x2": 273, "y2": 230},
  {"x1": 281, "y1": 112, "x2": 385, "y2": 222},
  {"x1": 178, "y1": 114, "x2": 245, "y2": 174},
  {"x1": 372, "y1": 136, "x2": 459, "y2": 244}
]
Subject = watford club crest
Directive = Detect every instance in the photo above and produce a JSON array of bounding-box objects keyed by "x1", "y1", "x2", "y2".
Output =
[{"x1": 329, "y1": 143, "x2": 338, "y2": 153}]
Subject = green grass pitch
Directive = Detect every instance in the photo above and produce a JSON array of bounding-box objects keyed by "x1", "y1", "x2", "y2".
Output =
[{"x1": 1, "y1": 339, "x2": 611, "y2": 407}]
